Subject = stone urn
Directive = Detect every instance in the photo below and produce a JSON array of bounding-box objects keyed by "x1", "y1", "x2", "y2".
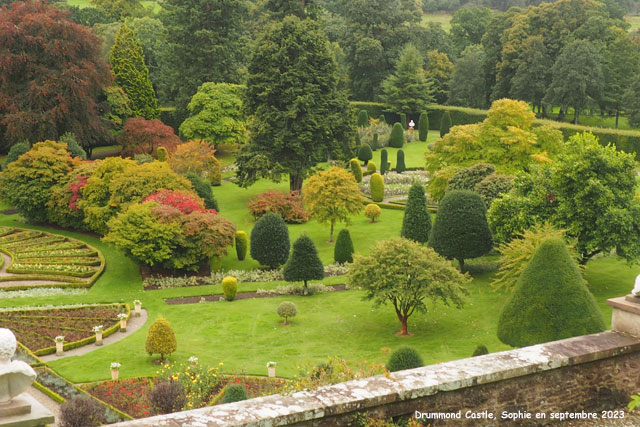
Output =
[
  {"x1": 133, "y1": 300, "x2": 142, "y2": 317},
  {"x1": 110, "y1": 368, "x2": 119, "y2": 380},
  {"x1": 95, "y1": 331, "x2": 103, "y2": 346},
  {"x1": 118, "y1": 314, "x2": 128, "y2": 333},
  {"x1": 267, "y1": 362, "x2": 276, "y2": 378},
  {"x1": 55, "y1": 338, "x2": 64, "y2": 356}
]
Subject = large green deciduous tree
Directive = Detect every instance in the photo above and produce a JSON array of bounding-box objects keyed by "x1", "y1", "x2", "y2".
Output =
[
  {"x1": 110, "y1": 25, "x2": 158, "y2": 120},
  {"x1": 497, "y1": 237, "x2": 605, "y2": 347},
  {"x1": 381, "y1": 44, "x2": 434, "y2": 115},
  {"x1": 348, "y1": 238, "x2": 469, "y2": 336},
  {"x1": 425, "y1": 50, "x2": 454, "y2": 105},
  {"x1": 509, "y1": 36, "x2": 552, "y2": 114},
  {"x1": 448, "y1": 45, "x2": 488, "y2": 109},
  {"x1": 236, "y1": 16, "x2": 354, "y2": 192},
  {"x1": 450, "y1": 6, "x2": 492, "y2": 56}
]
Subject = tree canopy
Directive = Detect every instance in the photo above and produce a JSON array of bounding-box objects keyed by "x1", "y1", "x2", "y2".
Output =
[{"x1": 381, "y1": 44, "x2": 433, "y2": 114}]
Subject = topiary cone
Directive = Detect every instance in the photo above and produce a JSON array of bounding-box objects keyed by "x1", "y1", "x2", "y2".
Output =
[{"x1": 145, "y1": 316, "x2": 177, "y2": 360}]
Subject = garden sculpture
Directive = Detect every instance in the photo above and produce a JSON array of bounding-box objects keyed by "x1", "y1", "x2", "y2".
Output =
[{"x1": 0, "y1": 328, "x2": 36, "y2": 404}]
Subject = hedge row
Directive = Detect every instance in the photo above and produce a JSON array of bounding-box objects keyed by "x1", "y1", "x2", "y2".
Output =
[{"x1": 350, "y1": 102, "x2": 640, "y2": 159}]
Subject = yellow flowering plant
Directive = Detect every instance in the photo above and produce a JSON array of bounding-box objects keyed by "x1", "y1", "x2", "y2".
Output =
[{"x1": 156, "y1": 361, "x2": 222, "y2": 409}]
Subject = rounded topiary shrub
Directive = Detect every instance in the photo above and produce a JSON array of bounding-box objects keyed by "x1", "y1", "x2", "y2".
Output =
[
  {"x1": 364, "y1": 203, "x2": 381, "y2": 223},
  {"x1": 357, "y1": 109, "x2": 369, "y2": 127},
  {"x1": 59, "y1": 396, "x2": 106, "y2": 427},
  {"x1": 250, "y1": 213, "x2": 290, "y2": 269},
  {"x1": 386, "y1": 347, "x2": 424, "y2": 372},
  {"x1": 145, "y1": 316, "x2": 177, "y2": 360},
  {"x1": 277, "y1": 301, "x2": 297, "y2": 324},
  {"x1": 235, "y1": 230, "x2": 248, "y2": 261},
  {"x1": 401, "y1": 182, "x2": 430, "y2": 243},
  {"x1": 358, "y1": 144, "x2": 372, "y2": 165},
  {"x1": 396, "y1": 150, "x2": 406, "y2": 173},
  {"x1": 150, "y1": 380, "x2": 186, "y2": 414},
  {"x1": 334, "y1": 228, "x2": 354, "y2": 263},
  {"x1": 418, "y1": 111, "x2": 428, "y2": 142},
  {"x1": 157, "y1": 146, "x2": 169, "y2": 161},
  {"x1": 349, "y1": 158, "x2": 362, "y2": 183},
  {"x1": 366, "y1": 161, "x2": 376, "y2": 174},
  {"x1": 389, "y1": 123, "x2": 404, "y2": 148},
  {"x1": 221, "y1": 384, "x2": 248, "y2": 403},
  {"x1": 380, "y1": 149, "x2": 388, "y2": 175},
  {"x1": 222, "y1": 276, "x2": 238, "y2": 301},
  {"x1": 472, "y1": 345, "x2": 489, "y2": 357},
  {"x1": 370, "y1": 173, "x2": 384, "y2": 202}
]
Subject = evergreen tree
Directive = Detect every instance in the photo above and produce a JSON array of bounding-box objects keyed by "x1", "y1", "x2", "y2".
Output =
[
  {"x1": 418, "y1": 111, "x2": 429, "y2": 142},
  {"x1": 283, "y1": 234, "x2": 324, "y2": 293},
  {"x1": 440, "y1": 111, "x2": 452, "y2": 137},
  {"x1": 430, "y1": 190, "x2": 492, "y2": 270},
  {"x1": 448, "y1": 45, "x2": 487, "y2": 109},
  {"x1": 396, "y1": 150, "x2": 406, "y2": 173},
  {"x1": 389, "y1": 123, "x2": 404, "y2": 148},
  {"x1": 334, "y1": 229, "x2": 355, "y2": 263},
  {"x1": 425, "y1": 49, "x2": 454, "y2": 104},
  {"x1": 497, "y1": 238, "x2": 605, "y2": 347},
  {"x1": 184, "y1": 172, "x2": 218, "y2": 211},
  {"x1": 380, "y1": 149, "x2": 388, "y2": 175},
  {"x1": 381, "y1": 45, "x2": 434, "y2": 114},
  {"x1": 401, "y1": 183, "x2": 431, "y2": 243},
  {"x1": 358, "y1": 144, "x2": 372, "y2": 165},
  {"x1": 509, "y1": 36, "x2": 552, "y2": 115},
  {"x1": 110, "y1": 25, "x2": 158, "y2": 120},
  {"x1": 250, "y1": 213, "x2": 290, "y2": 269}
]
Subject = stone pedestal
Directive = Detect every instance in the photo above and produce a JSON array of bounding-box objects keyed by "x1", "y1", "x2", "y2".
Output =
[
  {"x1": 607, "y1": 295, "x2": 640, "y2": 336},
  {"x1": 0, "y1": 393, "x2": 54, "y2": 427}
]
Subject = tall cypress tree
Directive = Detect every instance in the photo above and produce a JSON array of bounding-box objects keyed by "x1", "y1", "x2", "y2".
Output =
[
  {"x1": 380, "y1": 149, "x2": 388, "y2": 175},
  {"x1": 440, "y1": 111, "x2": 452, "y2": 137},
  {"x1": 418, "y1": 111, "x2": 429, "y2": 142},
  {"x1": 110, "y1": 25, "x2": 158, "y2": 119},
  {"x1": 401, "y1": 183, "x2": 431, "y2": 243}
]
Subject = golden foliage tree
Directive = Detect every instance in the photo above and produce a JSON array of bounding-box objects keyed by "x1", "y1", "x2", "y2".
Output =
[
  {"x1": 169, "y1": 139, "x2": 216, "y2": 176},
  {"x1": 303, "y1": 167, "x2": 363, "y2": 242},
  {"x1": 145, "y1": 316, "x2": 177, "y2": 360}
]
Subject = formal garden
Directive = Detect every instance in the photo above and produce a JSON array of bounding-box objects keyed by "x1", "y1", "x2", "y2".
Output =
[{"x1": 3, "y1": 0, "x2": 640, "y2": 424}]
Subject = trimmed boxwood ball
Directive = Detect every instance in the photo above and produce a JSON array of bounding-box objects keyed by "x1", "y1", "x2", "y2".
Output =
[
  {"x1": 472, "y1": 345, "x2": 489, "y2": 357},
  {"x1": 418, "y1": 111, "x2": 428, "y2": 142},
  {"x1": 370, "y1": 173, "x2": 384, "y2": 202},
  {"x1": 366, "y1": 161, "x2": 376, "y2": 174},
  {"x1": 235, "y1": 230, "x2": 248, "y2": 261},
  {"x1": 221, "y1": 384, "x2": 248, "y2": 403},
  {"x1": 222, "y1": 276, "x2": 238, "y2": 301},
  {"x1": 401, "y1": 182, "x2": 430, "y2": 243},
  {"x1": 277, "y1": 301, "x2": 297, "y2": 324},
  {"x1": 357, "y1": 109, "x2": 369, "y2": 127},
  {"x1": 395, "y1": 150, "x2": 406, "y2": 173},
  {"x1": 250, "y1": 213, "x2": 290, "y2": 269},
  {"x1": 334, "y1": 228, "x2": 354, "y2": 263},
  {"x1": 349, "y1": 158, "x2": 362, "y2": 183},
  {"x1": 364, "y1": 203, "x2": 381, "y2": 223},
  {"x1": 5, "y1": 141, "x2": 30, "y2": 166},
  {"x1": 497, "y1": 237, "x2": 606, "y2": 348},
  {"x1": 440, "y1": 110, "x2": 452, "y2": 137},
  {"x1": 185, "y1": 172, "x2": 219, "y2": 211},
  {"x1": 389, "y1": 122, "x2": 404, "y2": 148},
  {"x1": 358, "y1": 144, "x2": 372, "y2": 165},
  {"x1": 283, "y1": 234, "x2": 324, "y2": 292},
  {"x1": 145, "y1": 316, "x2": 177, "y2": 360},
  {"x1": 429, "y1": 190, "x2": 492, "y2": 270},
  {"x1": 386, "y1": 347, "x2": 423, "y2": 372},
  {"x1": 380, "y1": 149, "x2": 388, "y2": 175}
]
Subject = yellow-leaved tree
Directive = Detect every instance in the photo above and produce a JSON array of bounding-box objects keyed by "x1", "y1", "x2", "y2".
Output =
[{"x1": 303, "y1": 167, "x2": 363, "y2": 242}]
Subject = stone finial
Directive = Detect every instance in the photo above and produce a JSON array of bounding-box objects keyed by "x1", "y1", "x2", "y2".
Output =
[
  {"x1": 633, "y1": 273, "x2": 640, "y2": 297},
  {"x1": 0, "y1": 328, "x2": 37, "y2": 404}
]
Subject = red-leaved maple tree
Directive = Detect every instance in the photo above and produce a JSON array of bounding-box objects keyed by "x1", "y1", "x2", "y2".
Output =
[{"x1": 119, "y1": 117, "x2": 181, "y2": 157}]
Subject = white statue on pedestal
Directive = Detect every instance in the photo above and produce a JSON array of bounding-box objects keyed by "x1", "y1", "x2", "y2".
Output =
[
  {"x1": 632, "y1": 274, "x2": 640, "y2": 296},
  {"x1": 0, "y1": 328, "x2": 36, "y2": 404}
]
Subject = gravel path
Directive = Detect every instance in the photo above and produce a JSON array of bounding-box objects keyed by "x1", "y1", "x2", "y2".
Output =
[{"x1": 40, "y1": 309, "x2": 148, "y2": 362}]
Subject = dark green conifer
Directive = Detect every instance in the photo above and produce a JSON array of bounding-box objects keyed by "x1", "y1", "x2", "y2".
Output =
[
  {"x1": 418, "y1": 111, "x2": 429, "y2": 142},
  {"x1": 389, "y1": 123, "x2": 404, "y2": 148},
  {"x1": 401, "y1": 183, "x2": 430, "y2": 243},
  {"x1": 440, "y1": 111, "x2": 452, "y2": 137},
  {"x1": 396, "y1": 150, "x2": 406, "y2": 173},
  {"x1": 250, "y1": 213, "x2": 290, "y2": 269},
  {"x1": 334, "y1": 229, "x2": 355, "y2": 263},
  {"x1": 283, "y1": 234, "x2": 324, "y2": 293},
  {"x1": 380, "y1": 149, "x2": 388, "y2": 175}
]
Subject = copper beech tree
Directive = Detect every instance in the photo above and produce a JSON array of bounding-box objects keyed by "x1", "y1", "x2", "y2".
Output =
[{"x1": 348, "y1": 238, "x2": 469, "y2": 336}]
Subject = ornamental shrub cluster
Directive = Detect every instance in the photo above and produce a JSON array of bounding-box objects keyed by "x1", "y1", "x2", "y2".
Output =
[
  {"x1": 221, "y1": 384, "x2": 248, "y2": 403},
  {"x1": 247, "y1": 190, "x2": 308, "y2": 224},
  {"x1": 150, "y1": 381, "x2": 186, "y2": 414}
]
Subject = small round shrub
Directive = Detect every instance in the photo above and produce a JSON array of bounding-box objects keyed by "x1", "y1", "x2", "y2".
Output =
[
  {"x1": 440, "y1": 111, "x2": 452, "y2": 137},
  {"x1": 157, "y1": 146, "x2": 168, "y2": 161},
  {"x1": 386, "y1": 347, "x2": 424, "y2": 372},
  {"x1": 221, "y1": 384, "x2": 248, "y2": 403},
  {"x1": 222, "y1": 276, "x2": 238, "y2": 301},
  {"x1": 418, "y1": 111, "x2": 429, "y2": 142},
  {"x1": 235, "y1": 230, "x2": 248, "y2": 261},
  {"x1": 472, "y1": 345, "x2": 489, "y2": 357},
  {"x1": 277, "y1": 301, "x2": 297, "y2": 324},
  {"x1": 145, "y1": 316, "x2": 177, "y2": 360},
  {"x1": 396, "y1": 150, "x2": 406, "y2": 173},
  {"x1": 364, "y1": 204, "x2": 381, "y2": 223},
  {"x1": 370, "y1": 173, "x2": 384, "y2": 202},
  {"x1": 334, "y1": 228, "x2": 354, "y2": 263},
  {"x1": 380, "y1": 149, "x2": 388, "y2": 175},
  {"x1": 366, "y1": 161, "x2": 376, "y2": 174},
  {"x1": 185, "y1": 172, "x2": 219, "y2": 211},
  {"x1": 150, "y1": 380, "x2": 186, "y2": 414},
  {"x1": 59, "y1": 396, "x2": 106, "y2": 427},
  {"x1": 349, "y1": 158, "x2": 362, "y2": 183},
  {"x1": 5, "y1": 141, "x2": 30, "y2": 166},
  {"x1": 357, "y1": 109, "x2": 369, "y2": 127},
  {"x1": 358, "y1": 144, "x2": 372, "y2": 165},
  {"x1": 389, "y1": 122, "x2": 404, "y2": 148},
  {"x1": 250, "y1": 212, "x2": 290, "y2": 269}
]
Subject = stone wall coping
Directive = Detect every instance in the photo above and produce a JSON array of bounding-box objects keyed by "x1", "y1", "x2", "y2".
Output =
[
  {"x1": 608, "y1": 296, "x2": 640, "y2": 315},
  {"x1": 112, "y1": 331, "x2": 640, "y2": 427}
]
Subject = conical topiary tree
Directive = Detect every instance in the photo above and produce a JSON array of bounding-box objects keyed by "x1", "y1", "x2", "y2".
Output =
[
  {"x1": 250, "y1": 213, "x2": 290, "y2": 269},
  {"x1": 380, "y1": 149, "x2": 388, "y2": 175},
  {"x1": 370, "y1": 173, "x2": 385, "y2": 202},
  {"x1": 396, "y1": 150, "x2": 406, "y2": 173},
  {"x1": 440, "y1": 111, "x2": 452, "y2": 137},
  {"x1": 399, "y1": 113, "x2": 407, "y2": 129},
  {"x1": 497, "y1": 237, "x2": 606, "y2": 348},
  {"x1": 372, "y1": 133, "x2": 379, "y2": 151},
  {"x1": 418, "y1": 111, "x2": 429, "y2": 142},
  {"x1": 389, "y1": 123, "x2": 405, "y2": 148},
  {"x1": 283, "y1": 234, "x2": 324, "y2": 293},
  {"x1": 145, "y1": 316, "x2": 177, "y2": 361},
  {"x1": 401, "y1": 183, "x2": 431, "y2": 243},
  {"x1": 358, "y1": 144, "x2": 372, "y2": 165},
  {"x1": 430, "y1": 190, "x2": 492, "y2": 270},
  {"x1": 334, "y1": 228, "x2": 355, "y2": 263},
  {"x1": 357, "y1": 109, "x2": 369, "y2": 127}
]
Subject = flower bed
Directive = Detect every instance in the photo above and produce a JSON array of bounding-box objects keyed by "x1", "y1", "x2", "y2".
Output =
[
  {"x1": 83, "y1": 378, "x2": 153, "y2": 419},
  {"x1": 0, "y1": 304, "x2": 125, "y2": 353},
  {"x1": 360, "y1": 170, "x2": 430, "y2": 198},
  {"x1": 216, "y1": 375, "x2": 289, "y2": 402}
]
